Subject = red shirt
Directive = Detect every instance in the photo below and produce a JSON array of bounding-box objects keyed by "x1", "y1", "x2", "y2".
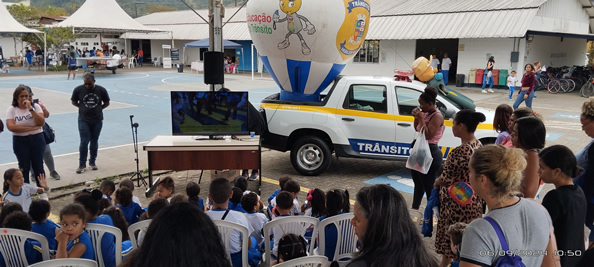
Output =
[
  {"x1": 521, "y1": 72, "x2": 536, "y2": 94},
  {"x1": 138, "y1": 50, "x2": 143, "y2": 56}
]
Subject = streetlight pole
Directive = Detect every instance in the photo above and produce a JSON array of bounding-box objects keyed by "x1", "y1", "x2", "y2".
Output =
[{"x1": 134, "y1": 2, "x2": 145, "y2": 18}]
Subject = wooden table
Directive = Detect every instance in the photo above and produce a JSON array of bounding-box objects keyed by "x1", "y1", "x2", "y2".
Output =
[{"x1": 143, "y1": 135, "x2": 261, "y2": 195}]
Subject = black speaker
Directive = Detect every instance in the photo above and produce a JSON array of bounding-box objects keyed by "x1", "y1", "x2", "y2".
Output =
[{"x1": 204, "y1": 51, "x2": 224, "y2": 84}]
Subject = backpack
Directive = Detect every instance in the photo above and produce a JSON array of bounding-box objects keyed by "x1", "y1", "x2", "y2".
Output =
[{"x1": 484, "y1": 216, "x2": 526, "y2": 267}]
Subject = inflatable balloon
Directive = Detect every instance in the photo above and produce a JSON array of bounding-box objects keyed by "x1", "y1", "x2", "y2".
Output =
[{"x1": 247, "y1": 0, "x2": 371, "y2": 101}]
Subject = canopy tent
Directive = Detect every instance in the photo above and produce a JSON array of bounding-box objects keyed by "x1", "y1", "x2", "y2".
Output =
[
  {"x1": 56, "y1": 0, "x2": 166, "y2": 56},
  {"x1": 0, "y1": 3, "x2": 47, "y2": 72},
  {"x1": 182, "y1": 38, "x2": 244, "y2": 70}
]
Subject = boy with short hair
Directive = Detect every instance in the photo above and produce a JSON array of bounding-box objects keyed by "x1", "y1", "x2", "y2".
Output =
[
  {"x1": 267, "y1": 176, "x2": 292, "y2": 204},
  {"x1": 119, "y1": 179, "x2": 141, "y2": 206},
  {"x1": 2, "y1": 211, "x2": 43, "y2": 264},
  {"x1": 241, "y1": 192, "x2": 268, "y2": 245},
  {"x1": 99, "y1": 180, "x2": 115, "y2": 202},
  {"x1": 271, "y1": 191, "x2": 296, "y2": 257},
  {"x1": 447, "y1": 222, "x2": 467, "y2": 267},
  {"x1": 206, "y1": 178, "x2": 254, "y2": 267},
  {"x1": 271, "y1": 180, "x2": 301, "y2": 217},
  {"x1": 29, "y1": 199, "x2": 60, "y2": 252},
  {"x1": 507, "y1": 70, "x2": 517, "y2": 100}
]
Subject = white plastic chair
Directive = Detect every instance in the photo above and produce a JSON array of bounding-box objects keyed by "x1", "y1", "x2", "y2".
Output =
[
  {"x1": 212, "y1": 220, "x2": 249, "y2": 267},
  {"x1": 29, "y1": 258, "x2": 98, "y2": 267},
  {"x1": 0, "y1": 228, "x2": 50, "y2": 266},
  {"x1": 274, "y1": 255, "x2": 329, "y2": 267},
  {"x1": 153, "y1": 57, "x2": 159, "y2": 67},
  {"x1": 85, "y1": 223, "x2": 122, "y2": 267},
  {"x1": 127, "y1": 219, "x2": 152, "y2": 249},
  {"x1": 317, "y1": 213, "x2": 357, "y2": 263},
  {"x1": 127, "y1": 58, "x2": 134, "y2": 69},
  {"x1": 263, "y1": 216, "x2": 320, "y2": 267}
]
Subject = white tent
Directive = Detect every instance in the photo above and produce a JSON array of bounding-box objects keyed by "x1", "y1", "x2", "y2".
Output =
[
  {"x1": 57, "y1": 0, "x2": 162, "y2": 33},
  {"x1": 0, "y1": 3, "x2": 47, "y2": 72}
]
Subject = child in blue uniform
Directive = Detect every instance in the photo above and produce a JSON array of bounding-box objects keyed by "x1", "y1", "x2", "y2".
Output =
[
  {"x1": 75, "y1": 190, "x2": 116, "y2": 267},
  {"x1": 29, "y1": 200, "x2": 60, "y2": 252},
  {"x1": 115, "y1": 187, "x2": 144, "y2": 225},
  {"x1": 56, "y1": 203, "x2": 95, "y2": 260},
  {"x1": 0, "y1": 211, "x2": 43, "y2": 265},
  {"x1": 186, "y1": 182, "x2": 204, "y2": 210}
]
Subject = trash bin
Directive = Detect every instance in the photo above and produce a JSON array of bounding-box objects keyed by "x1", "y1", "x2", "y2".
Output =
[
  {"x1": 499, "y1": 69, "x2": 508, "y2": 87},
  {"x1": 177, "y1": 64, "x2": 183, "y2": 73},
  {"x1": 468, "y1": 68, "x2": 477, "y2": 84},
  {"x1": 492, "y1": 69, "x2": 500, "y2": 86},
  {"x1": 456, "y1": 74, "x2": 465, "y2": 87},
  {"x1": 476, "y1": 69, "x2": 485, "y2": 85}
]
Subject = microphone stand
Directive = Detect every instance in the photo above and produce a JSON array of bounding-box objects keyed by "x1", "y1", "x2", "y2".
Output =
[{"x1": 130, "y1": 115, "x2": 147, "y2": 187}]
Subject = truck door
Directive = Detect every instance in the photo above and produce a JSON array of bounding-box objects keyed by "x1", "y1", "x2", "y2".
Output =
[{"x1": 336, "y1": 84, "x2": 397, "y2": 157}]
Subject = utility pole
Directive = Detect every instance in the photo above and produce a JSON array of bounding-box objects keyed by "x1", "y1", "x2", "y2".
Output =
[{"x1": 209, "y1": 0, "x2": 224, "y2": 90}]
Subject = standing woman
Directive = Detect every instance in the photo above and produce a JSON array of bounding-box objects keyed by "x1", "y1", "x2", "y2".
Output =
[
  {"x1": 513, "y1": 64, "x2": 536, "y2": 110},
  {"x1": 433, "y1": 110, "x2": 485, "y2": 267},
  {"x1": 481, "y1": 56, "x2": 495, "y2": 93},
  {"x1": 459, "y1": 145, "x2": 558, "y2": 267},
  {"x1": 411, "y1": 86, "x2": 445, "y2": 210},
  {"x1": 576, "y1": 97, "x2": 594, "y2": 247},
  {"x1": 511, "y1": 116, "x2": 546, "y2": 199},
  {"x1": 5, "y1": 85, "x2": 45, "y2": 185}
]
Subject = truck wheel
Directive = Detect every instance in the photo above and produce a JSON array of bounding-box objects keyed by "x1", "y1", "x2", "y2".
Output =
[{"x1": 290, "y1": 136, "x2": 332, "y2": 176}]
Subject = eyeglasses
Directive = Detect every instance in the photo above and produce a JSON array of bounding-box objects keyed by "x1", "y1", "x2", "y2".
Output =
[{"x1": 582, "y1": 120, "x2": 594, "y2": 129}]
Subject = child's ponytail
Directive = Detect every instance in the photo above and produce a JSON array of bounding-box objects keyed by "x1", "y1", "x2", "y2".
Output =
[{"x1": 3, "y1": 168, "x2": 19, "y2": 194}]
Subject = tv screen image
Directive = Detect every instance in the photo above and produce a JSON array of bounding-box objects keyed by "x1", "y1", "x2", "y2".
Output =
[{"x1": 171, "y1": 91, "x2": 249, "y2": 136}]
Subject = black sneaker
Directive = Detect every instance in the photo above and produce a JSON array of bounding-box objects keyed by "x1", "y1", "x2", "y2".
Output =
[
  {"x1": 76, "y1": 167, "x2": 85, "y2": 174},
  {"x1": 50, "y1": 171, "x2": 60, "y2": 180},
  {"x1": 249, "y1": 172, "x2": 259, "y2": 181},
  {"x1": 90, "y1": 164, "x2": 98, "y2": 170}
]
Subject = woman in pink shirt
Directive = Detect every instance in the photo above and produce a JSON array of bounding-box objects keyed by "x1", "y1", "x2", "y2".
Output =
[{"x1": 411, "y1": 86, "x2": 445, "y2": 210}]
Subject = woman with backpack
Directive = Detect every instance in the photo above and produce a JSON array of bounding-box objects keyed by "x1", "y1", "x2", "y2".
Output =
[{"x1": 459, "y1": 145, "x2": 559, "y2": 267}]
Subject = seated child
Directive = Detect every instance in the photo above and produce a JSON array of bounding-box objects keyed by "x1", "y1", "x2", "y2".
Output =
[
  {"x1": 0, "y1": 202, "x2": 23, "y2": 226},
  {"x1": 102, "y1": 207, "x2": 133, "y2": 259},
  {"x1": 115, "y1": 188, "x2": 144, "y2": 225},
  {"x1": 2, "y1": 168, "x2": 50, "y2": 212},
  {"x1": 186, "y1": 182, "x2": 204, "y2": 211},
  {"x1": 241, "y1": 192, "x2": 268, "y2": 245},
  {"x1": 271, "y1": 180, "x2": 301, "y2": 217},
  {"x1": 119, "y1": 179, "x2": 141, "y2": 206},
  {"x1": 272, "y1": 233, "x2": 308, "y2": 265},
  {"x1": 229, "y1": 187, "x2": 246, "y2": 213},
  {"x1": 153, "y1": 176, "x2": 174, "y2": 202},
  {"x1": 447, "y1": 222, "x2": 467, "y2": 267},
  {"x1": 169, "y1": 193, "x2": 187, "y2": 204},
  {"x1": 74, "y1": 190, "x2": 116, "y2": 266},
  {"x1": 29, "y1": 199, "x2": 60, "y2": 252},
  {"x1": 99, "y1": 180, "x2": 115, "y2": 202},
  {"x1": 302, "y1": 188, "x2": 326, "y2": 218},
  {"x1": 56, "y1": 203, "x2": 95, "y2": 260},
  {"x1": 268, "y1": 176, "x2": 292, "y2": 205},
  {"x1": 271, "y1": 191, "x2": 296, "y2": 257},
  {"x1": 206, "y1": 178, "x2": 255, "y2": 267},
  {"x1": 137, "y1": 198, "x2": 169, "y2": 247},
  {"x1": 1, "y1": 211, "x2": 43, "y2": 265}
]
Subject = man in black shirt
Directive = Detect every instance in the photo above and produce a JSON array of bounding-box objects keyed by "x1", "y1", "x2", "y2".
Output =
[{"x1": 71, "y1": 73, "x2": 110, "y2": 174}]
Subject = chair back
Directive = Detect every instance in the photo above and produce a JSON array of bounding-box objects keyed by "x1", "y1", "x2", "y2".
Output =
[
  {"x1": 212, "y1": 220, "x2": 249, "y2": 267},
  {"x1": 263, "y1": 216, "x2": 320, "y2": 266},
  {"x1": 274, "y1": 255, "x2": 329, "y2": 267},
  {"x1": 127, "y1": 219, "x2": 152, "y2": 249},
  {"x1": 0, "y1": 228, "x2": 50, "y2": 267},
  {"x1": 85, "y1": 223, "x2": 122, "y2": 267},
  {"x1": 317, "y1": 213, "x2": 357, "y2": 262},
  {"x1": 29, "y1": 258, "x2": 98, "y2": 267}
]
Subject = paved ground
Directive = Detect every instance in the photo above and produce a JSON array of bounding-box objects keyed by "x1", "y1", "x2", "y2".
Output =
[{"x1": 0, "y1": 66, "x2": 590, "y2": 259}]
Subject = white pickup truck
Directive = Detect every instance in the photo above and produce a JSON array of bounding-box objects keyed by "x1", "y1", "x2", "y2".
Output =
[{"x1": 260, "y1": 76, "x2": 498, "y2": 176}]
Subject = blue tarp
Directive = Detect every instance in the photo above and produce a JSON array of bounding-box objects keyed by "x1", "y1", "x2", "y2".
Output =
[{"x1": 184, "y1": 39, "x2": 243, "y2": 48}]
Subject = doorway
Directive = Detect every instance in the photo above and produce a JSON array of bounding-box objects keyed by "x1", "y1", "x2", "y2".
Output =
[{"x1": 415, "y1": 39, "x2": 459, "y2": 85}]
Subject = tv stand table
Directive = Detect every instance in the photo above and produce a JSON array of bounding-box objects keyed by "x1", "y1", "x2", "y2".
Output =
[{"x1": 143, "y1": 135, "x2": 261, "y2": 196}]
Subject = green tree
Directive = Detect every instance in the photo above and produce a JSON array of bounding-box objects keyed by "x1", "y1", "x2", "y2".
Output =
[
  {"x1": 22, "y1": 27, "x2": 76, "y2": 51},
  {"x1": 145, "y1": 4, "x2": 177, "y2": 14},
  {"x1": 6, "y1": 3, "x2": 36, "y2": 25}
]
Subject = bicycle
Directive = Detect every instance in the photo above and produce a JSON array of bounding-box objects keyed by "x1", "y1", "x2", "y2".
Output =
[{"x1": 580, "y1": 76, "x2": 594, "y2": 98}]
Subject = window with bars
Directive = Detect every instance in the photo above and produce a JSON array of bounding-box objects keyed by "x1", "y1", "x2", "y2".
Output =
[{"x1": 353, "y1": 40, "x2": 380, "y2": 63}]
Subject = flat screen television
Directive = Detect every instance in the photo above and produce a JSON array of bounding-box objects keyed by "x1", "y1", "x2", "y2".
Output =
[{"x1": 171, "y1": 91, "x2": 249, "y2": 136}]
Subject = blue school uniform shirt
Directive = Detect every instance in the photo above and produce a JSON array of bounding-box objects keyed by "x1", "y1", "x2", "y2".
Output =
[
  {"x1": 188, "y1": 197, "x2": 204, "y2": 210},
  {"x1": 32, "y1": 219, "x2": 60, "y2": 251},
  {"x1": 0, "y1": 239, "x2": 43, "y2": 266},
  {"x1": 88, "y1": 215, "x2": 116, "y2": 267},
  {"x1": 67, "y1": 231, "x2": 95, "y2": 260},
  {"x1": 116, "y1": 202, "x2": 144, "y2": 225},
  {"x1": 121, "y1": 240, "x2": 133, "y2": 260},
  {"x1": 229, "y1": 201, "x2": 247, "y2": 213}
]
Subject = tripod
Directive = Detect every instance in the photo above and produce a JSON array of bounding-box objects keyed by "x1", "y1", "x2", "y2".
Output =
[{"x1": 130, "y1": 115, "x2": 147, "y2": 187}]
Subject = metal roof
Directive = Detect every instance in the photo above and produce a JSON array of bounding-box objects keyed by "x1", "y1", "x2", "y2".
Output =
[{"x1": 125, "y1": 0, "x2": 546, "y2": 40}]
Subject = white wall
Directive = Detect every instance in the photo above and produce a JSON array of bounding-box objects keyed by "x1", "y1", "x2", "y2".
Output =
[
  {"x1": 530, "y1": 0, "x2": 590, "y2": 34},
  {"x1": 0, "y1": 36, "x2": 24, "y2": 58},
  {"x1": 524, "y1": 35, "x2": 587, "y2": 68},
  {"x1": 341, "y1": 40, "x2": 415, "y2": 77},
  {"x1": 457, "y1": 38, "x2": 525, "y2": 83}
]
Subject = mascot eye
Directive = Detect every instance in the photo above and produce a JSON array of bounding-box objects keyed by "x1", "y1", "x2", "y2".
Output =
[
  {"x1": 279, "y1": 0, "x2": 284, "y2": 7},
  {"x1": 288, "y1": 2, "x2": 295, "y2": 7}
]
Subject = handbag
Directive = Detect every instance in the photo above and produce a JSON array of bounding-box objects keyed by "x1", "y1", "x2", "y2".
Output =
[
  {"x1": 448, "y1": 182, "x2": 475, "y2": 205},
  {"x1": 406, "y1": 128, "x2": 433, "y2": 174},
  {"x1": 42, "y1": 122, "x2": 55, "y2": 144}
]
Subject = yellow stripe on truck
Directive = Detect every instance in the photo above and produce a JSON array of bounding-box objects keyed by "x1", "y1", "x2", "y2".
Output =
[{"x1": 260, "y1": 104, "x2": 494, "y2": 130}]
